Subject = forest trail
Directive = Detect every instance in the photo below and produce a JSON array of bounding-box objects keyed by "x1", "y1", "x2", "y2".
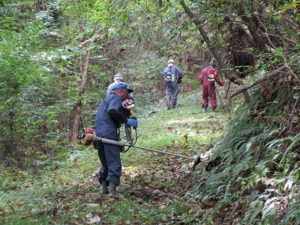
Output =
[
  {"x1": 1, "y1": 1, "x2": 299, "y2": 224},
  {"x1": 0, "y1": 92, "x2": 228, "y2": 224}
]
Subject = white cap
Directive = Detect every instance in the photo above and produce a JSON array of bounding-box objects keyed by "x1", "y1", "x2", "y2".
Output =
[
  {"x1": 113, "y1": 73, "x2": 124, "y2": 82},
  {"x1": 168, "y1": 59, "x2": 174, "y2": 64}
]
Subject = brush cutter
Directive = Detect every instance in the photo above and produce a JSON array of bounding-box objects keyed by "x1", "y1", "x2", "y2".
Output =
[
  {"x1": 148, "y1": 96, "x2": 166, "y2": 116},
  {"x1": 80, "y1": 128, "x2": 202, "y2": 170}
]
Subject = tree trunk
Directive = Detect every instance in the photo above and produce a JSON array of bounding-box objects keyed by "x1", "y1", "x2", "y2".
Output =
[
  {"x1": 67, "y1": 50, "x2": 91, "y2": 142},
  {"x1": 67, "y1": 20, "x2": 95, "y2": 142},
  {"x1": 179, "y1": 0, "x2": 241, "y2": 84},
  {"x1": 1, "y1": 106, "x2": 23, "y2": 167},
  {"x1": 179, "y1": 0, "x2": 253, "y2": 108}
]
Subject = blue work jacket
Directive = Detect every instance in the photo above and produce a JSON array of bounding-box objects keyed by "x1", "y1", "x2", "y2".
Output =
[
  {"x1": 95, "y1": 93, "x2": 127, "y2": 140},
  {"x1": 163, "y1": 65, "x2": 183, "y2": 86}
]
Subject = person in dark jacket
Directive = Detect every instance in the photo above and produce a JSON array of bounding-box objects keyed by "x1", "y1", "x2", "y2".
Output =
[
  {"x1": 95, "y1": 82, "x2": 138, "y2": 197},
  {"x1": 163, "y1": 59, "x2": 184, "y2": 109},
  {"x1": 199, "y1": 65, "x2": 223, "y2": 111},
  {"x1": 107, "y1": 80, "x2": 136, "y2": 144}
]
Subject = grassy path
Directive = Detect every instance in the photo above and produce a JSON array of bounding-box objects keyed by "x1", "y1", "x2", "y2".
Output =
[{"x1": 0, "y1": 93, "x2": 228, "y2": 224}]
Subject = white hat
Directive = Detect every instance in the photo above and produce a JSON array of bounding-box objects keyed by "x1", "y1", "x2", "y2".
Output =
[
  {"x1": 168, "y1": 59, "x2": 174, "y2": 64},
  {"x1": 113, "y1": 73, "x2": 124, "y2": 82}
]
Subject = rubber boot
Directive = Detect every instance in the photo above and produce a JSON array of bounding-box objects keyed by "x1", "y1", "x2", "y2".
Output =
[
  {"x1": 202, "y1": 104, "x2": 208, "y2": 112},
  {"x1": 166, "y1": 102, "x2": 171, "y2": 110},
  {"x1": 172, "y1": 100, "x2": 177, "y2": 109},
  {"x1": 102, "y1": 181, "x2": 109, "y2": 194},
  {"x1": 108, "y1": 183, "x2": 120, "y2": 198}
]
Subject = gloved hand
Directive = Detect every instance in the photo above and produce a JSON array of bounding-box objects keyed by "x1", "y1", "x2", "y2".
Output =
[
  {"x1": 177, "y1": 77, "x2": 182, "y2": 84},
  {"x1": 127, "y1": 118, "x2": 138, "y2": 128}
]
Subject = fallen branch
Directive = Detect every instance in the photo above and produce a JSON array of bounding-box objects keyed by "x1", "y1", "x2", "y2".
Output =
[
  {"x1": 288, "y1": 97, "x2": 300, "y2": 126},
  {"x1": 230, "y1": 64, "x2": 288, "y2": 99},
  {"x1": 152, "y1": 189, "x2": 183, "y2": 200},
  {"x1": 225, "y1": 81, "x2": 231, "y2": 99}
]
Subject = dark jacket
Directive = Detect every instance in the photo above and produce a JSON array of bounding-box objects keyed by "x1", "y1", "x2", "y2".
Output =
[
  {"x1": 95, "y1": 93, "x2": 127, "y2": 140},
  {"x1": 163, "y1": 65, "x2": 184, "y2": 85}
]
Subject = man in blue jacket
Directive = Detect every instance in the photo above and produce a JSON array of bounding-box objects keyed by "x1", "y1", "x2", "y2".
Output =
[
  {"x1": 163, "y1": 59, "x2": 184, "y2": 109},
  {"x1": 95, "y1": 82, "x2": 138, "y2": 197}
]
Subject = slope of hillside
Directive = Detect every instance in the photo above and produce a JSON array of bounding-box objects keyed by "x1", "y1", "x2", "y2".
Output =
[{"x1": 0, "y1": 92, "x2": 228, "y2": 224}]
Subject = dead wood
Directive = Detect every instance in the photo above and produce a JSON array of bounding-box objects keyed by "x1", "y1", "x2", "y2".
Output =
[{"x1": 230, "y1": 64, "x2": 288, "y2": 99}]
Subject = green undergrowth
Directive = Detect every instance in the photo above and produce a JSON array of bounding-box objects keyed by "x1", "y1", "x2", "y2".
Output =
[
  {"x1": 126, "y1": 92, "x2": 227, "y2": 164},
  {"x1": 0, "y1": 92, "x2": 228, "y2": 224},
  {"x1": 186, "y1": 85, "x2": 300, "y2": 224}
]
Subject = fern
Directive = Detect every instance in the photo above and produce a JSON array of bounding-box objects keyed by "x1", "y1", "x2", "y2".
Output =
[
  {"x1": 280, "y1": 199, "x2": 300, "y2": 225},
  {"x1": 243, "y1": 199, "x2": 264, "y2": 224}
]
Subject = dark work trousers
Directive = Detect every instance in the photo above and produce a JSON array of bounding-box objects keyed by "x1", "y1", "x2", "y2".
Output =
[
  {"x1": 165, "y1": 81, "x2": 179, "y2": 109},
  {"x1": 97, "y1": 141, "x2": 122, "y2": 186}
]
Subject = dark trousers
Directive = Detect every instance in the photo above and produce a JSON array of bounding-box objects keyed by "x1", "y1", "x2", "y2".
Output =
[
  {"x1": 97, "y1": 142, "x2": 122, "y2": 186},
  {"x1": 165, "y1": 81, "x2": 179, "y2": 109}
]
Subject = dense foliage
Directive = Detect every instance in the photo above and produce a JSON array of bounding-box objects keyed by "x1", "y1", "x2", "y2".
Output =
[{"x1": 0, "y1": 0, "x2": 299, "y2": 224}]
